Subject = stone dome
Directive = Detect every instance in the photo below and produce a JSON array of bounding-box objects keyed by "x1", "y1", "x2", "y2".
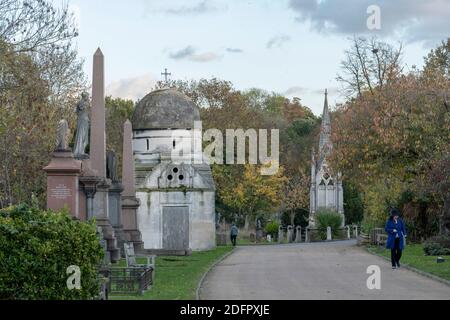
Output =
[{"x1": 131, "y1": 88, "x2": 200, "y2": 130}]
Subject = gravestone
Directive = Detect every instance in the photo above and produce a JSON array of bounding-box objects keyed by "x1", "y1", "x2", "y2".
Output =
[
  {"x1": 121, "y1": 120, "x2": 143, "y2": 249},
  {"x1": 44, "y1": 121, "x2": 82, "y2": 218},
  {"x1": 353, "y1": 225, "x2": 359, "y2": 238},
  {"x1": 44, "y1": 150, "x2": 82, "y2": 218},
  {"x1": 295, "y1": 226, "x2": 302, "y2": 243},
  {"x1": 107, "y1": 151, "x2": 126, "y2": 253},
  {"x1": 256, "y1": 219, "x2": 263, "y2": 242},
  {"x1": 305, "y1": 227, "x2": 310, "y2": 243},
  {"x1": 327, "y1": 227, "x2": 332, "y2": 241},
  {"x1": 287, "y1": 226, "x2": 294, "y2": 243},
  {"x1": 88, "y1": 48, "x2": 119, "y2": 263},
  {"x1": 347, "y1": 226, "x2": 351, "y2": 239},
  {"x1": 278, "y1": 226, "x2": 284, "y2": 243}
]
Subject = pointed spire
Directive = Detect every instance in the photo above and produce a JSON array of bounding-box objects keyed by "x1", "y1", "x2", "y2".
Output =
[
  {"x1": 319, "y1": 89, "x2": 331, "y2": 153},
  {"x1": 94, "y1": 47, "x2": 103, "y2": 56}
]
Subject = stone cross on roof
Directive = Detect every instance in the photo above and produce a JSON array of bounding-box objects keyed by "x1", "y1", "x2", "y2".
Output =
[{"x1": 161, "y1": 68, "x2": 172, "y2": 83}]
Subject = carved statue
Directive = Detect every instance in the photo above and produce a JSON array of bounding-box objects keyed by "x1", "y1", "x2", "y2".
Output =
[
  {"x1": 106, "y1": 151, "x2": 119, "y2": 183},
  {"x1": 55, "y1": 119, "x2": 70, "y2": 151},
  {"x1": 73, "y1": 92, "x2": 90, "y2": 159}
]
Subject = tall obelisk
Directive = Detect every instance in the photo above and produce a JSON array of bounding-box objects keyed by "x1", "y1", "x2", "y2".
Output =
[
  {"x1": 91, "y1": 48, "x2": 110, "y2": 219},
  {"x1": 91, "y1": 48, "x2": 106, "y2": 178}
]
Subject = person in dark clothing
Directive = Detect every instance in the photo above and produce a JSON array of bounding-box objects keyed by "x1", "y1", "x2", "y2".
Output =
[
  {"x1": 385, "y1": 209, "x2": 407, "y2": 269},
  {"x1": 230, "y1": 224, "x2": 239, "y2": 247}
]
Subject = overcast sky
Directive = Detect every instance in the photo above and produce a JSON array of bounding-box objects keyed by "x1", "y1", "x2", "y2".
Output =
[{"x1": 63, "y1": 0, "x2": 450, "y2": 115}]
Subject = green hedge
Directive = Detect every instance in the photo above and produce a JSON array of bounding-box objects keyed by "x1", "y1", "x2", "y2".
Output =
[
  {"x1": 265, "y1": 221, "x2": 280, "y2": 238},
  {"x1": 0, "y1": 205, "x2": 104, "y2": 300},
  {"x1": 316, "y1": 209, "x2": 343, "y2": 240}
]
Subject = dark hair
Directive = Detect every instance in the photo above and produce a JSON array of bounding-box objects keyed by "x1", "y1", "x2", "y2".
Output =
[{"x1": 389, "y1": 208, "x2": 401, "y2": 220}]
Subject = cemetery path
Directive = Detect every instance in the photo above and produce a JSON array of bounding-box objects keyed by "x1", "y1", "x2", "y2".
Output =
[{"x1": 199, "y1": 240, "x2": 450, "y2": 300}]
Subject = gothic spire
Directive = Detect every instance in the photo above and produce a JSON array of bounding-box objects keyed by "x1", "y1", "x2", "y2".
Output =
[{"x1": 319, "y1": 89, "x2": 331, "y2": 153}]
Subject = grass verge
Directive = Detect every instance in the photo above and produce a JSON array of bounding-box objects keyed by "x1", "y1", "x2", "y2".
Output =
[
  {"x1": 367, "y1": 244, "x2": 450, "y2": 281},
  {"x1": 111, "y1": 246, "x2": 233, "y2": 300}
]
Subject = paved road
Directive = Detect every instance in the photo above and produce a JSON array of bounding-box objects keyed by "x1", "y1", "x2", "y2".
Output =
[{"x1": 200, "y1": 241, "x2": 450, "y2": 300}]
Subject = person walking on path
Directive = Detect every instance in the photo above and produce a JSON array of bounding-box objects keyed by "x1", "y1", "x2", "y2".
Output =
[
  {"x1": 230, "y1": 224, "x2": 239, "y2": 247},
  {"x1": 385, "y1": 209, "x2": 407, "y2": 269}
]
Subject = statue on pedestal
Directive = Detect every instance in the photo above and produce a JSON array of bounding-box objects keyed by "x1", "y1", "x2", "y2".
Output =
[{"x1": 74, "y1": 92, "x2": 90, "y2": 159}]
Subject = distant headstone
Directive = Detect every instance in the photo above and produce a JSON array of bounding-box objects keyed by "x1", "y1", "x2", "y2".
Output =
[
  {"x1": 267, "y1": 235, "x2": 272, "y2": 243},
  {"x1": 295, "y1": 226, "x2": 302, "y2": 243},
  {"x1": 278, "y1": 226, "x2": 284, "y2": 243},
  {"x1": 287, "y1": 226, "x2": 294, "y2": 243},
  {"x1": 353, "y1": 225, "x2": 359, "y2": 238},
  {"x1": 256, "y1": 219, "x2": 263, "y2": 242},
  {"x1": 347, "y1": 226, "x2": 351, "y2": 239},
  {"x1": 327, "y1": 227, "x2": 332, "y2": 241},
  {"x1": 305, "y1": 227, "x2": 310, "y2": 243}
]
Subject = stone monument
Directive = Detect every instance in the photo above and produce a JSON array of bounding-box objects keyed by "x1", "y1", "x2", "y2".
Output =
[
  {"x1": 44, "y1": 120, "x2": 82, "y2": 219},
  {"x1": 309, "y1": 90, "x2": 345, "y2": 227},
  {"x1": 73, "y1": 92, "x2": 90, "y2": 160},
  {"x1": 107, "y1": 151, "x2": 126, "y2": 252},
  {"x1": 121, "y1": 120, "x2": 143, "y2": 249}
]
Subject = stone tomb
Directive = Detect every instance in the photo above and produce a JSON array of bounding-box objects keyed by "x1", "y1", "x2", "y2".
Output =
[
  {"x1": 132, "y1": 89, "x2": 216, "y2": 251},
  {"x1": 44, "y1": 150, "x2": 82, "y2": 218}
]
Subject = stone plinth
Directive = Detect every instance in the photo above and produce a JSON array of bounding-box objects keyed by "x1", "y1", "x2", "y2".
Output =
[
  {"x1": 121, "y1": 119, "x2": 143, "y2": 249},
  {"x1": 122, "y1": 196, "x2": 143, "y2": 249},
  {"x1": 109, "y1": 182, "x2": 127, "y2": 254},
  {"x1": 44, "y1": 151, "x2": 82, "y2": 218}
]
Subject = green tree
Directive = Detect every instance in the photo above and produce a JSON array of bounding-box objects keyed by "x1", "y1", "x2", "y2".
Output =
[
  {"x1": 0, "y1": 205, "x2": 104, "y2": 300},
  {"x1": 105, "y1": 96, "x2": 135, "y2": 178}
]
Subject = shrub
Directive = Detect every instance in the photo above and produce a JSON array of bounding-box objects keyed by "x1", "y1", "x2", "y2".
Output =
[
  {"x1": 423, "y1": 236, "x2": 450, "y2": 256},
  {"x1": 315, "y1": 209, "x2": 343, "y2": 240},
  {"x1": 265, "y1": 221, "x2": 280, "y2": 238},
  {"x1": 0, "y1": 204, "x2": 104, "y2": 300}
]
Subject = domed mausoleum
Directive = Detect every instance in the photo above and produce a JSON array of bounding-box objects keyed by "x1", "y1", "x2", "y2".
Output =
[{"x1": 131, "y1": 88, "x2": 216, "y2": 251}]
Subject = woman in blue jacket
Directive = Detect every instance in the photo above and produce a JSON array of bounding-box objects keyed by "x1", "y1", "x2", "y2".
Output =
[{"x1": 385, "y1": 209, "x2": 407, "y2": 269}]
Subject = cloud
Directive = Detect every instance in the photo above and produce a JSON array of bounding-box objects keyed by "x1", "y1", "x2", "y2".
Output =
[
  {"x1": 283, "y1": 87, "x2": 340, "y2": 97},
  {"x1": 106, "y1": 74, "x2": 157, "y2": 101},
  {"x1": 226, "y1": 47, "x2": 244, "y2": 53},
  {"x1": 169, "y1": 46, "x2": 197, "y2": 60},
  {"x1": 288, "y1": 0, "x2": 450, "y2": 45},
  {"x1": 189, "y1": 52, "x2": 222, "y2": 62},
  {"x1": 284, "y1": 86, "x2": 308, "y2": 96},
  {"x1": 266, "y1": 35, "x2": 291, "y2": 49},
  {"x1": 168, "y1": 46, "x2": 222, "y2": 62},
  {"x1": 164, "y1": 0, "x2": 224, "y2": 15}
]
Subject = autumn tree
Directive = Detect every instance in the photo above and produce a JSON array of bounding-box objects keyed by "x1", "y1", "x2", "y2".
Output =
[
  {"x1": 332, "y1": 38, "x2": 450, "y2": 238},
  {"x1": 215, "y1": 164, "x2": 287, "y2": 230},
  {"x1": 0, "y1": 0, "x2": 84, "y2": 208},
  {"x1": 337, "y1": 36, "x2": 403, "y2": 97},
  {"x1": 105, "y1": 96, "x2": 135, "y2": 178}
]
